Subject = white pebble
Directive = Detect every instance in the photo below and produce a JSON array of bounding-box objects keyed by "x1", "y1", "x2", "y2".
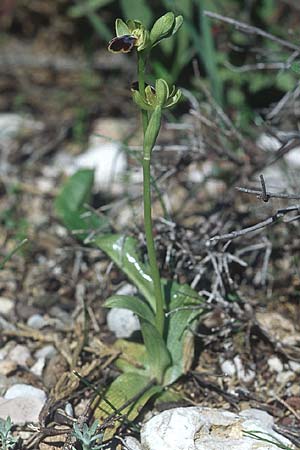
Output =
[{"x1": 5, "y1": 384, "x2": 47, "y2": 403}]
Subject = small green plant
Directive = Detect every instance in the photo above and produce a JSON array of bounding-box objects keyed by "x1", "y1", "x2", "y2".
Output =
[
  {"x1": 93, "y1": 12, "x2": 203, "y2": 426},
  {"x1": 72, "y1": 420, "x2": 104, "y2": 450},
  {"x1": 55, "y1": 12, "x2": 204, "y2": 434},
  {"x1": 0, "y1": 417, "x2": 17, "y2": 450}
]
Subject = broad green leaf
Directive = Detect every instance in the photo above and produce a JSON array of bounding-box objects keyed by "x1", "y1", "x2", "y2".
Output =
[
  {"x1": 114, "y1": 339, "x2": 147, "y2": 373},
  {"x1": 95, "y1": 372, "x2": 162, "y2": 438},
  {"x1": 154, "y1": 387, "x2": 184, "y2": 405},
  {"x1": 150, "y1": 12, "x2": 175, "y2": 45},
  {"x1": 56, "y1": 169, "x2": 94, "y2": 213},
  {"x1": 163, "y1": 282, "x2": 203, "y2": 385},
  {"x1": 140, "y1": 320, "x2": 171, "y2": 383},
  {"x1": 95, "y1": 234, "x2": 155, "y2": 310},
  {"x1": 115, "y1": 18, "x2": 130, "y2": 37},
  {"x1": 55, "y1": 169, "x2": 109, "y2": 241},
  {"x1": 120, "y1": 0, "x2": 153, "y2": 27},
  {"x1": 105, "y1": 295, "x2": 155, "y2": 325}
]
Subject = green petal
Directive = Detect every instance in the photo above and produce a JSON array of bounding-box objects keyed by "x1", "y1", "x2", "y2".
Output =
[
  {"x1": 155, "y1": 79, "x2": 169, "y2": 106},
  {"x1": 145, "y1": 85, "x2": 156, "y2": 106},
  {"x1": 132, "y1": 90, "x2": 153, "y2": 111}
]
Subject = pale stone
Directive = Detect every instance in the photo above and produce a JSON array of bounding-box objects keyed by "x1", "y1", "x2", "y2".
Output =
[
  {"x1": 27, "y1": 314, "x2": 47, "y2": 329},
  {"x1": 267, "y1": 356, "x2": 283, "y2": 373},
  {"x1": 276, "y1": 370, "x2": 295, "y2": 385},
  {"x1": 124, "y1": 436, "x2": 142, "y2": 450},
  {"x1": 141, "y1": 407, "x2": 295, "y2": 450},
  {"x1": 35, "y1": 345, "x2": 56, "y2": 360},
  {"x1": 5, "y1": 384, "x2": 47, "y2": 403},
  {"x1": 30, "y1": 357, "x2": 46, "y2": 377},
  {"x1": 106, "y1": 284, "x2": 140, "y2": 338},
  {"x1": 0, "y1": 297, "x2": 14, "y2": 316},
  {"x1": 220, "y1": 359, "x2": 236, "y2": 377},
  {"x1": 8, "y1": 345, "x2": 31, "y2": 367},
  {"x1": 0, "y1": 396, "x2": 45, "y2": 424},
  {"x1": 233, "y1": 355, "x2": 255, "y2": 384},
  {"x1": 107, "y1": 308, "x2": 140, "y2": 338},
  {"x1": 0, "y1": 360, "x2": 18, "y2": 376}
]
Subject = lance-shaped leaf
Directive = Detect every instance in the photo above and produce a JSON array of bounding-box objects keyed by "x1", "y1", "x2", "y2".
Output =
[
  {"x1": 140, "y1": 320, "x2": 171, "y2": 384},
  {"x1": 163, "y1": 282, "x2": 203, "y2": 385},
  {"x1": 55, "y1": 169, "x2": 109, "y2": 241},
  {"x1": 113, "y1": 339, "x2": 147, "y2": 373},
  {"x1": 105, "y1": 295, "x2": 155, "y2": 326},
  {"x1": 95, "y1": 234, "x2": 155, "y2": 310},
  {"x1": 95, "y1": 372, "x2": 162, "y2": 439}
]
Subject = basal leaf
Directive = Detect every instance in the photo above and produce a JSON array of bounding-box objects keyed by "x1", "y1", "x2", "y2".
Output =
[
  {"x1": 163, "y1": 282, "x2": 203, "y2": 385},
  {"x1": 95, "y1": 372, "x2": 162, "y2": 439},
  {"x1": 55, "y1": 169, "x2": 109, "y2": 240},
  {"x1": 105, "y1": 295, "x2": 155, "y2": 325},
  {"x1": 95, "y1": 234, "x2": 155, "y2": 310},
  {"x1": 113, "y1": 339, "x2": 147, "y2": 373},
  {"x1": 56, "y1": 169, "x2": 94, "y2": 213},
  {"x1": 140, "y1": 320, "x2": 171, "y2": 383}
]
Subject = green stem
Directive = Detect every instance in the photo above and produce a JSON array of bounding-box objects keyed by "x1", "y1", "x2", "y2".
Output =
[
  {"x1": 137, "y1": 51, "x2": 165, "y2": 336},
  {"x1": 143, "y1": 157, "x2": 164, "y2": 336},
  {"x1": 138, "y1": 51, "x2": 149, "y2": 133}
]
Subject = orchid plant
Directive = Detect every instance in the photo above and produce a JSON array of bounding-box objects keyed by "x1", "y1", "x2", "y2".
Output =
[
  {"x1": 55, "y1": 12, "x2": 204, "y2": 435},
  {"x1": 92, "y1": 12, "x2": 204, "y2": 429}
]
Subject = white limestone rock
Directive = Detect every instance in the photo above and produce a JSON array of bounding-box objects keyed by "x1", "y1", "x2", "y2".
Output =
[{"x1": 140, "y1": 407, "x2": 295, "y2": 450}]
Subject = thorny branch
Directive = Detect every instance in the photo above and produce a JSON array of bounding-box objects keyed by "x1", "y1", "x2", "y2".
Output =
[
  {"x1": 208, "y1": 176, "x2": 300, "y2": 244},
  {"x1": 204, "y1": 10, "x2": 300, "y2": 53}
]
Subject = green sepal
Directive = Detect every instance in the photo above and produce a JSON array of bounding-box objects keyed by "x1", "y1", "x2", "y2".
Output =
[
  {"x1": 155, "y1": 79, "x2": 169, "y2": 106},
  {"x1": 173, "y1": 15, "x2": 184, "y2": 36},
  {"x1": 165, "y1": 87, "x2": 182, "y2": 108},
  {"x1": 115, "y1": 18, "x2": 130, "y2": 36},
  {"x1": 150, "y1": 13, "x2": 183, "y2": 47},
  {"x1": 150, "y1": 12, "x2": 175, "y2": 45}
]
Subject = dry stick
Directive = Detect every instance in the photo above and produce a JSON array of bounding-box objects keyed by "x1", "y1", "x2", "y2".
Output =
[
  {"x1": 259, "y1": 174, "x2": 269, "y2": 202},
  {"x1": 267, "y1": 80, "x2": 300, "y2": 119},
  {"x1": 208, "y1": 206, "x2": 300, "y2": 244},
  {"x1": 224, "y1": 61, "x2": 291, "y2": 72},
  {"x1": 204, "y1": 10, "x2": 300, "y2": 53},
  {"x1": 225, "y1": 49, "x2": 300, "y2": 73},
  {"x1": 235, "y1": 185, "x2": 300, "y2": 201}
]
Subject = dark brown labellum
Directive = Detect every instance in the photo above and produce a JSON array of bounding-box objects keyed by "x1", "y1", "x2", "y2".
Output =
[{"x1": 108, "y1": 35, "x2": 137, "y2": 53}]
